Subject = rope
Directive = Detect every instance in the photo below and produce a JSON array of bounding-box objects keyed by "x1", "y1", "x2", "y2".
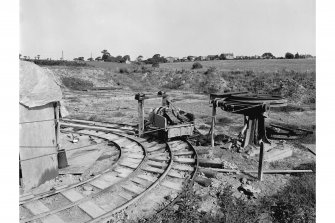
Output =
[
  {"x1": 19, "y1": 119, "x2": 58, "y2": 124},
  {"x1": 19, "y1": 138, "x2": 107, "y2": 162}
]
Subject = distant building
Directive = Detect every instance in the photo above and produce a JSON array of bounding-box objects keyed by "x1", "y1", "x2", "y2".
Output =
[
  {"x1": 166, "y1": 56, "x2": 179, "y2": 63},
  {"x1": 206, "y1": 55, "x2": 218, "y2": 60},
  {"x1": 222, "y1": 53, "x2": 234, "y2": 60}
]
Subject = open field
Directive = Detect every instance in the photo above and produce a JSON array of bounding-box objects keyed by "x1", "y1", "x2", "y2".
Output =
[{"x1": 87, "y1": 59, "x2": 316, "y2": 73}]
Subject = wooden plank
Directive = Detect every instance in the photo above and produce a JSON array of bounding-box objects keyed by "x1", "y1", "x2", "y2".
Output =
[
  {"x1": 147, "y1": 160, "x2": 168, "y2": 169},
  {"x1": 148, "y1": 156, "x2": 169, "y2": 162},
  {"x1": 172, "y1": 164, "x2": 194, "y2": 172},
  {"x1": 20, "y1": 103, "x2": 59, "y2": 190},
  {"x1": 42, "y1": 214, "x2": 65, "y2": 223},
  {"x1": 146, "y1": 144, "x2": 166, "y2": 152},
  {"x1": 168, "y1": 169, "x2": 184, "y2": 178},
  {"x1": 131, "y1": 177, "x2": 152, "y2": 187},
  {"x1": 90, "y1": 174, "x2": 121, "y2": 189},
  {"x1": 137, "y1": 174, "x2": 157, "y2": 182},
  {"x1": 119, "y1": 162, "x2": 138, "y2": 169},
  {"x1": 173, "y1": 157, "x2": 195, "y2": 164},
  {"x1": 78, "y1": 201, "x2": 106, "y2": 218},
  {"x1": 24, "y1": 200, "x2": 49, "y2": 215},
  {"x1": 125, "y1": 153, "x2": 144, "y2": 159},
  {"x1": 161, "y1": 181, "x2": 182, "y2": 191},
  {"x1": 122, "y1": 183, "x2": 146, "y2": 194},
  {"x1": 113, "y1": 138, "x2": 129, "y2": 145},
  {"x1": 24, "y1": 200, "x2": 65, "y2": 223},
  {"x1": 198, "y1": 159, "x2": 222, "y2": 168},
  {"x1": 169, "y1": 143, "x2": 188, "y2": 151},
  {"x1": 117, "y1": 191, "x2": 133, "y2": 201},
  {"x1": 142, "y1": 141, "x2": 158, "y2": 148},
  {"x1": 174, "y1": 150, "x2": 193, "y2": 156},
  {"x1": 61, "y1": 189, "x2": 84, "y2": 202},
  {"x1": 142, "y1": 166, "x2": 164, "y2": 174}
]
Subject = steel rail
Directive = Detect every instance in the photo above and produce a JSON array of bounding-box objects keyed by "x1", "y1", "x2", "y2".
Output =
[
  {"x1": 154, "y1": 139, "x2": 199, "y2": 216},
  {"x1": 90, "y1": 141, "x2": 174, "y2": 223}
]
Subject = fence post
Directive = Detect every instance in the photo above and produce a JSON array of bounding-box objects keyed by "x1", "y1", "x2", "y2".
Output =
[
  {"x1": 138, "y1": 99, "x2": 144, "y2": 137},
  {"x1": 211, "y1": 102, "x2": 216, "y2": 147},
  {"x1": 258, "y1": 141, "x2": 265, "y2": 181}
]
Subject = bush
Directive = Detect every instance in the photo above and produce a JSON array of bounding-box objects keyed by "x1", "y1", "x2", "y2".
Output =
[
  {"x1": 152, "y1": 62, "x2": 160, "y2": 68},
  {"x1": 263, "y1": 173, "x2": 316, "y2": 222},
  {"x1": 204, "y1": 66, "x2": 217, "y2": 75},
  {"x1": 31, "y1": 59, "x2": 89, "y2": 67},
  {"x1": 61, "y1": 77, "x2": 94, "y2": 90},
  {"x1": 192, "y1": 62, "x2": 203, "y2": 69},
  {"x1": 118, "y1": 67, "x2": 130, "y2": 74}
]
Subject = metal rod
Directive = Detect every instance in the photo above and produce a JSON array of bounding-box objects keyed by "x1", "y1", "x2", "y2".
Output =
[
  {"x1": 200, "y1": 167, "x2": 314, "y2": 174},
  {"x1": 258, "y1": 142, "x2": 265, "y2": 181}
]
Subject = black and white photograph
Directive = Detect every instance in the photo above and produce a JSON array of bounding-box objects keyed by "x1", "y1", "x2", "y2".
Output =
[{"x1": 3, "y1": 0, "x2": 324, "y2": 222}]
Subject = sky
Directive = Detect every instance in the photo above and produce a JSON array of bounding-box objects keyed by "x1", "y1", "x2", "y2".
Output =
[{"x1": 20, "y1": 0, "x2": 315, "y2": 60}]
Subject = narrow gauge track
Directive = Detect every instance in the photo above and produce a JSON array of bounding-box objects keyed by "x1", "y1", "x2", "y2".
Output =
[{"x1": 19, "y1": 120, "x2": 198, "y2": 223}]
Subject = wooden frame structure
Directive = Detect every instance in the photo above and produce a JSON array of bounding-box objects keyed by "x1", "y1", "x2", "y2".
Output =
[
  {"x1": 209, "y1": 92, "x2": 287, "y2": 148},
  {"x1": 135, "y1": 92, "x2": 194, "y2": 139}
]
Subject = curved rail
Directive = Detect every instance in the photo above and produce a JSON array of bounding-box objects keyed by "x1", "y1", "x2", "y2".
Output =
[{"x1": 20, "y1": 121, "x2": 200, "y2": 223}]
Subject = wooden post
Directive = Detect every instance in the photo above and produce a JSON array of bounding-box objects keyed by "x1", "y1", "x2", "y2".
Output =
[
  {"x1": 162, "y1": 94, "x2": 168, "y2": 107},
  {"x1": 55, "y1": 102, "x2": 60, "y2": 150},
  {"x1": 258, "y1": 141, "x2": 265, "y2": 181},
  {"x1": 138, "y1": 99, "x2": 144, "y2": 137},
  {"x1": 211, "y1": 103, "x2": 216, "y2": 147}
]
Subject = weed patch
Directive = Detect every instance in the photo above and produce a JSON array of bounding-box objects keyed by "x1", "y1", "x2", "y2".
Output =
[{"x1": 61, "y1": 77, "x2": 94, "y2": 90}]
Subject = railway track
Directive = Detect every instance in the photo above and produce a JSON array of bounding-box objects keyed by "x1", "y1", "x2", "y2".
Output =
[{"x1": 19, "y1": 119, "x2": 199, "y2": 223}]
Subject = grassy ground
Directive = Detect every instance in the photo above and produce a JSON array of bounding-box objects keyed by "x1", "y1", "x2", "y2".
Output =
[{"x1": 46, "y1": 58, "x2": 316, "y2": 222}]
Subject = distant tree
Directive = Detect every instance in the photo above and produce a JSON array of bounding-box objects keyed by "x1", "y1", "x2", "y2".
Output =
[
  {"x1": 87, "y1": 57, "x2": 94, "y2": 61},
  {"x1": 77, "y1": 57, "x2": 84, "y2": 61},
  {"x1": 73, "y1": 58, "x2": 78, "y2": 61},
  {"x1": 137, "y1": 55, "x2": 143, "y2": 62},
  {"x1": 115, "y1": 55, "x2": 123, "y2": 63},
  {"x1": 95, "y1": 56, "x2": 102, "y2": 61},
  {"x1": 122, "y1": 55, "x2": 131, "y2": 62},
  {"x1": 153, "y1": 54, "x2": 161, "y2": 59},
  {"x1": 101, "y1": 49, "x2": 111, "y2": 61},
  {"x1": 23, "y1": 56, "x2": 27, "y2": 60},
  {"x1": 285, "y1": 52, "x2": 294, "y2": 59},
  {"x1": 295, "y1": 52, "x2": 300, "y2": 59},
  {"x1": 37, "y1": 55, "x2": 40, "y2": 60},
  {"x1": 262, "y1": 52, "x2": 274, "y2": 59},
  {"x1": 219, "y1": 54, "x2": 226, "y2": 60}
]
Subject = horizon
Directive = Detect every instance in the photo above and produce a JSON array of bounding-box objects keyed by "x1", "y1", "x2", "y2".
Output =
[{"x1": 20, "y1": 0, "x2": 315, "y2": 60}]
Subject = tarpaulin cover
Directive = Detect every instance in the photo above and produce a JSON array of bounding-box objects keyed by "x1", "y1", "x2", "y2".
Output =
[{"x1": 20, "y1": 61, "x2": 63, "y2": 108}]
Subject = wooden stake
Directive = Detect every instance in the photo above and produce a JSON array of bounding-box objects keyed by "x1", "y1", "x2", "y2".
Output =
[
  {"x1": 162, "y1": 95, "x2": 168, "y2": 106},
  {"x1": 138, "y1": 99, "x2": 144, "y2": 137},
  {"x1": 55, "y1": 102, "x2": 60, "y2": 150},
  {"x1": 211, "y1": 103, "x2": 216, "y2": 147},
  {"x1": 258, "y1": 141, "x2": 264, "y2": 181}
]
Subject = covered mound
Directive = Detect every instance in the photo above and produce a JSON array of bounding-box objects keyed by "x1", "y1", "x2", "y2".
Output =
[{"x1": 20, "y1": 61, "x2": 62, "y2": 108}]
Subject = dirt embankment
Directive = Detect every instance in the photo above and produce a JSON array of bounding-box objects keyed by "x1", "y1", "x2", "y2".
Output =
[{"x1": 47, "y1": 60, "x2": 315, "y2": 105}]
